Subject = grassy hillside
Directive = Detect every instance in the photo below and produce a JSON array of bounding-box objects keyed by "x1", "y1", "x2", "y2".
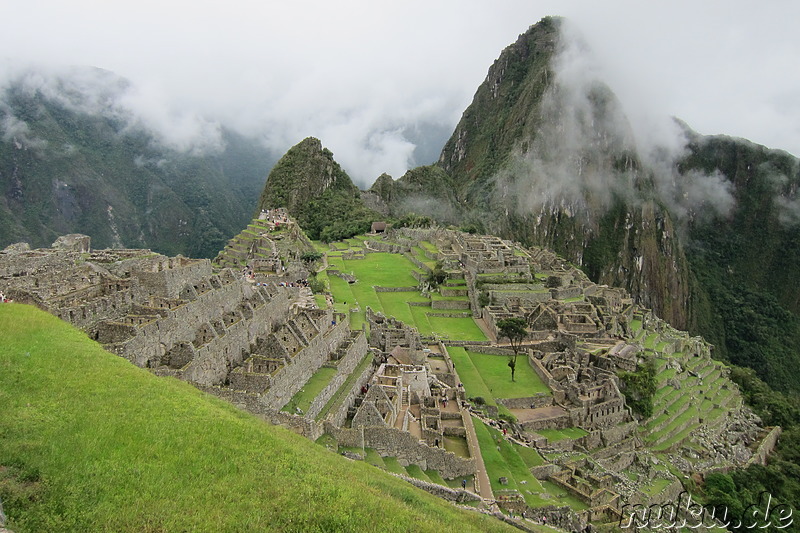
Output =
[{"x1": 0, "y1": 304, "x2": 513, "y2": 532}]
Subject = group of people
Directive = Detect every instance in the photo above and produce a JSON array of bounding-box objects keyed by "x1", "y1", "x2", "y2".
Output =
[
  {"x1": 278, "y1": 279, "x2": 310, "y2": 288},
  {"x1": 258, "y1": 209, "x2": 291, "y2": 230}
]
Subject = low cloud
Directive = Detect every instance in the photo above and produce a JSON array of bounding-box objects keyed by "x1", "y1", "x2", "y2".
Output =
[
  {"x1": 494, "y1": 20, "x2": 738, "y2": 229},
  {"x1": 0, "y1": 64, "x2": 225, "y2": 156},
  {"x1": 0, "y1": 110, "x2": 48, "y2": 151}
]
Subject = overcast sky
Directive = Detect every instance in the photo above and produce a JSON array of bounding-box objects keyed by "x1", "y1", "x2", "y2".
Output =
[{"x1": 2, "y1": 0, "x2": 799, "y2": 186}]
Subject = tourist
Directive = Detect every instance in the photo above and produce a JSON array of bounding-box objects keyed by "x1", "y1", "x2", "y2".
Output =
[{"x1": 461, "y1": 479, "x2": 467, "y2": 490}]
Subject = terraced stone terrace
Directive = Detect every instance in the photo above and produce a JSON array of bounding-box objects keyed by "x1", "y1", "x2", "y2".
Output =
[
  {"x1": 639, "y1": 331, "x2": 742, "y2": 454},
  {"x1": 303, "y1": 227, "x2": 772, "y2": 526}
]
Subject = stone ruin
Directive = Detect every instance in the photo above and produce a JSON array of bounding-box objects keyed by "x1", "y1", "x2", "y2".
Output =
[
  {"x1": 361, "y1": 227, "x2": 776, "y2": 525},
  {"x1": 0, "y1": 232, "x2": 370, "y2": 429},
  {"x1": 1, "y1": 224, "x2": 783, "y2": 530},
  {"x1": 214, "y1": 208, "x2": 314, "y2": 284}
]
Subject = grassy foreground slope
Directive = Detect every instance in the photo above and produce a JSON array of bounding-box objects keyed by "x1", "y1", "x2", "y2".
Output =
[{"x1": 0, "y1": 304, "x2": 512, "y2": 533}]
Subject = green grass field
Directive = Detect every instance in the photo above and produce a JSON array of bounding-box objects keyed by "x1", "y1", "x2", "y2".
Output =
[
  {"x1": 447, "y1": 347, "x2": 496, "y2": 406},
  {"x1": 315, "y1": 351, "x2": 373, "y2": 422},
  {"x1": 323, "y1": 243, "x2": 487, "y2": 342},
  {"x1": 0, "y1": 304, "x2": 514, "y2": 532},
  {"x1": 341, "y1": 253, "x2": 419, "y2": 287},
  {"x1": 448, "y1": 348, "x2": 550, "y2": 405},
  {"x1": 427, "y1": 317, "x2": 487, "y2": 341},
  {"x1": 473, "y1": 418, "x2": 549, "y2": 507},
  {"x1": 464, "y1": 351, "x2": 550, "y2": 397}
]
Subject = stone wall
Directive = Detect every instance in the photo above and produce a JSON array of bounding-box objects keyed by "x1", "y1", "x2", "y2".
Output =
[
  {"x1": 745, "y1": 426, "x2": 782, "y2": 468},
  {"x1": 521, "y1": 413, "x2": 572, "y2": 432},
  {"x1": 133, "y1": 258, "x2": 212, "y2": 299},
  {"x1": 362, "y1": 240, "x2": 411, "y2": 254},
  {"x1": 531, "y1": 464, "x2": 561, "y2": 480},
  {"x1": 550, "y1": 286, "x2": 583, "y2": 300},
  {"x1": 397, "y1": 474, "x2": 481, "y2": 503},
  {"x1": 326, "y1": 355, "x2": 376, "y2": 427},
  {"x1": 260, "y1": 319, "x2": 351, "y2": 410},
  {"x1": 431, "y1": 299, "x2": 470, "y2": 310},
  {"x1": 329, "y1": 426, "x2": 476, "y2": 479},
  {"x1": 306, "y1": 332, "x2": 368, "y2": 420},
  {"x1": 498, "y1": 394, "x2": 553, "y2": 410},
  {"x1": 107, "y1": 282, "x2": 291, "y2": 382},
  {"x1": 427, "y1": 312, "x2": 472, "y2": 318}
]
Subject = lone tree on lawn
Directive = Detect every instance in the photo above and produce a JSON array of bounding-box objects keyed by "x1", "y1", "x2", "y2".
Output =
[{"x1": 496, "y1": 317, "x2": 528, "y2": 382}]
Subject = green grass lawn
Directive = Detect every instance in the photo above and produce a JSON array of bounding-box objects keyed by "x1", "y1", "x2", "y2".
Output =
[
  {"x1": 314, "y1": 294, "x2": 328, "y2": 308},
  {"x1": 410, "y1": 246, "x2": 437, "y2": 269},
  {"x1": 473, "y1": 418, "x2": 556, "y2": 507},
  {"x1": 326, "y1": 273, "x2": 366, "y2": 329},
  {"x1": 515, "y1": 443, "x2": 545, "y2": 467},
  {"x1": 342, "y1": 253, "x2": 419, "y2": 287},
  {"x1": 427, "y1": 316, "x2": 487, "y2": 341},
  {"x1": 382, "y1": 456, "x2": 406, "y2": 475},
  {"x1": 311, "y1": 240, "x2": 330, "y2": 253},
  {"x1": 0, "y1": 304, "x2": 514, "y2": 532},
  {"x1": 282, "y1": 366, "x2": 337, "y2": 414},
  {"x1": 447, "y1": 347, "x2": 496, "y2": 406},
  {"x1": 425, "y1": 469, "x2": 447, "y2": 485},
  {"x1": 464, "y1": 351, "x2": 550, "y2": 398},
  {"x1": 405, "y1": 464, "x2": 431, "y2": 482},
  {"x1": 444, "y1": 436, "x2": 471, "y2": 458},
  {"x1": 364, "y1": 448, "x2": 386, "y2": 468},
  {"x1": 420, "y1": 241, "x2": 439, "y2": 254},
  {"x1": 644, "y1": 333, "x2": 660, "y2": 350},
  {"x1": 409, "y1": 305, "x2": 434, "y2": 335},
  {"x1": 377, "y1": 291, "x2": 429, "y2": 325}
]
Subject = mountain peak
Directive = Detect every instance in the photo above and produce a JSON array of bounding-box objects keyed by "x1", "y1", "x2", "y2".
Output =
[
  {"x1": 256, "y1": 137, "x2": 356, "y2": 214},
  {"x1": 255, "y1": 137, "x2": 379, "y2": 241}
]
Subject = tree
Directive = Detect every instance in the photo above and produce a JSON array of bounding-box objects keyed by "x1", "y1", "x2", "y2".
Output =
[
  {"x1": 300, "y1": 251, "x2": 323, "y2": 265},
  {"x1": 496, "y1": 318, "x2": 528, "y2": 382},
  {"x1": 427, "y1": 262, "x2": 447, "y2": 287}
]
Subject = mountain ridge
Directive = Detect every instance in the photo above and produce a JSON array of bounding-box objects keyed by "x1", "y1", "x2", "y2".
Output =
[
  {"x1": 0, "y1": 68, "x2": 275, "y2": 258},
  {"x1": 366, "y1": 17, "x2": 800, "y2": 396}
]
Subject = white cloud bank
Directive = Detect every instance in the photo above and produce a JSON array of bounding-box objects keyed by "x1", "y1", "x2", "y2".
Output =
[{"x1": 0, "y1": 0, "x2": 799, "y2": 186}]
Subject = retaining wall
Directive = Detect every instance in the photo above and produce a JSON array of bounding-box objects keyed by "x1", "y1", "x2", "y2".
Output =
[{"x1": 329, "y1": 426, "x2": 476, "y2": 479}]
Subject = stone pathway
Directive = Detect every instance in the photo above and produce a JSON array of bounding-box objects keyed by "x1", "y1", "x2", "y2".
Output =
[
  {"x1": 474, "y1": 316, "x2": 498, "y2": 343},
  {"x1": 461, "y1": 407, "x2": 494, "y2": 500}
]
